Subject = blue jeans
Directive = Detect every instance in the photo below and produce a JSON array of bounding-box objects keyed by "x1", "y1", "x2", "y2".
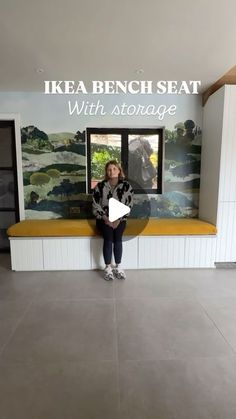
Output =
[{"x1": 96, "y1": 219, "x2": 126, "y2": 265}]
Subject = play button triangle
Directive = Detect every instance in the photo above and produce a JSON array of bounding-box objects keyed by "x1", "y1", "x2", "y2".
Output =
[{"x1": 108, "y1": 198, "x2": 130, "y2": 222}]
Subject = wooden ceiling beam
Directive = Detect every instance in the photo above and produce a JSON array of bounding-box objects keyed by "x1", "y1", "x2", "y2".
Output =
[{"x1": 202, "y1": 65, "x2": 236, "y2": 106}]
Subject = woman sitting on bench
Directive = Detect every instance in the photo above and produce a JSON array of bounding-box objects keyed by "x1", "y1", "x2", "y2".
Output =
[{"x1": 92, "y1": 160, "x2": 134, "y2": 281}]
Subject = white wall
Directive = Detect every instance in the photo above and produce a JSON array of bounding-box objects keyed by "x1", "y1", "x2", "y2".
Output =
[
  {"x1": 199, "y1": 87, "x2": 225, "y2": 224},
  {"x1": 200, "y1": 85, "x2": 236, "y2": 263},
  {"x1": 216, "y1": 85, "x2": 236, "y2": 262},
  {"x1": 218, "y1": 85, "x2": 236, "y2": 202}
]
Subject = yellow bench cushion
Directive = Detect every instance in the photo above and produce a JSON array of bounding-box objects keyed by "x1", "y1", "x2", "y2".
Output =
[{"x1": 7, "y1": 218, "x2": 217, "y2": 237}]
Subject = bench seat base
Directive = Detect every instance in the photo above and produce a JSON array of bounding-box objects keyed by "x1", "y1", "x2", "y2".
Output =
[{"x1": 9, "y1": 235, "x2": 217, "y2": 271}]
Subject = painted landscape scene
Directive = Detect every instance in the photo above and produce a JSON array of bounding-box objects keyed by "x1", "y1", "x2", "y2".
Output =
[
  {"x1": 21, "y1": 120, "x2": 202, "y2": 220},
  {"x1": 22, "y1": 126, "x2": 90, "y2": 219}
]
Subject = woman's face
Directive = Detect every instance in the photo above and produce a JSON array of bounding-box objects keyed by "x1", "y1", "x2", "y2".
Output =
[{"x1": 107, "y1": 164, "x2": 120, "y2": 179}]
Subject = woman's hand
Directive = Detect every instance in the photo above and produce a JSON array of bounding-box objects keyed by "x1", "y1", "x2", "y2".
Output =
[
  {"x1": 103, "y1": 215, "x2": 114, "y2": 228},
  {"x1": 102, "y1": 215, "x2": 120, "y2": 229},
  {"x1": 112, "y1": 219, "x2": 121, "y2": 229}
]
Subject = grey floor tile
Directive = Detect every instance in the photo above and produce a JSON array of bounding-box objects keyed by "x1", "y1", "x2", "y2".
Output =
[
  {"x1": 0, "y1": 253, "x2": 11, "y2": 271},
  {"x1": 116, "y1": 298, "x2": 234, "y2": 360},
  {"x1": 34, "y1": 270, "x2": 114, "y2": 301},
  {"x1": 0, "y1": 361, "x2": 119, "y2": 419},
  {"x1": 2, "y1": 253, "x2": 236, "y2": 419},
  {"x1": 114, "y1": 270, "x2": 196, "y2": 299},
  {"x1": 198, "y1": 297, "x2": 236, "y2": 353},
  {"x1": 0, "y1": 267, "x2": 113, "y2": 302},
  {"x1": 119, "y1": 357, "x2": 236, "y2": 419},
  {"x1": 0, "y1": 272, "x2": 44, "y2": 301},
  {"x1": 1, "y1": 300, "x2": 116, "y2": 363},
  {"x1": 115, "y1": 269, "x2": 236, "y2": 299},
  {"x1": 0, "y1": 301, "x2": 30, "y2": 352},
  {"x1": 187, "y1": 269, "x2": 236, "y2": 298}
]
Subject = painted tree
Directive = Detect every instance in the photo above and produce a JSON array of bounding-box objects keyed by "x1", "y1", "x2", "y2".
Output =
[
  {"x1": 47, "y1": 169, "x2": 61, "y2": 178},
  {"x1": 30, "y1": 173, "x2": 51, "y2": 186}
]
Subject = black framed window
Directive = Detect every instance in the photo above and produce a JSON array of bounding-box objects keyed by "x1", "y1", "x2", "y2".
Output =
[{"x1": 87, "y1": 127, "x2": 163, "y2": 194}]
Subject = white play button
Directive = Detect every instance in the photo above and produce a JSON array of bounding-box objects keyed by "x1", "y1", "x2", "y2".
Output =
[{"x1": 108, "y1": 198, "x2": 130, "y2": 222}]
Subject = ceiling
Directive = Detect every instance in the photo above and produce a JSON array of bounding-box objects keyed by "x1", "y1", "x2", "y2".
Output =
[{"x1": 0, "y1": 0, "x2": 236, "y2": 92}]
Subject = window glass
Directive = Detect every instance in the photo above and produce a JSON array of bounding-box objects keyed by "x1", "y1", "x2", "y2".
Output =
[
  {"x1": 90, "y1": 134, "x2": 121, "y2": 189},
  {"x1": 87, "y1": 128, "x2": 163, "y2": 194},
  {"x1": 0, "y1": 170, "x2": 15, "y2": 208},
  {"x1": 0, "y1": 127, "x2": 13, "y2": 167},
  {"x1": 128, "y1": 134, "x2": 159, "y2": 190}
]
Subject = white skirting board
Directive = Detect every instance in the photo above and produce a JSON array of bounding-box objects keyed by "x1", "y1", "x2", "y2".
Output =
[{"x1": 9, "y1": 235, "x2": 217, "y2": 271}]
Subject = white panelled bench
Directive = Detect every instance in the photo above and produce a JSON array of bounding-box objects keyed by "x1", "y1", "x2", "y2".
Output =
[{"x1": 7, "y1": 219, "x2": 217, "y2": 271}]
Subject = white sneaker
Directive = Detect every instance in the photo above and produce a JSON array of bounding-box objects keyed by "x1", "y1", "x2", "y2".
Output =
[
  {"x1": 113, "y1": 265, "x2": 126, "y2": 280},
  {"x1": 104, "y1": 265, "x2": 114, "y2": 281}
]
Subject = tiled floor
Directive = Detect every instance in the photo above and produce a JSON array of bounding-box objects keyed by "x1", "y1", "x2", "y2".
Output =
[{"x1": 1, "y1": 254, "x2": 236, "y2": 418}]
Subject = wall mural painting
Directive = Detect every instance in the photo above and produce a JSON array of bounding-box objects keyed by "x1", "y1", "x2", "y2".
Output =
[
  {"x1": 21, "y1": 119, "x2": 201, "y2": 220},
  {"x1": 22, "y1": 126, "x2": 88, "y2": 219},
  {"x1": 162, "y1": 120, "x2": 202, "y2": 218}
]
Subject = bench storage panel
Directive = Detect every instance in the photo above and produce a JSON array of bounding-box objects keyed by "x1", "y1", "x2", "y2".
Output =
[
  {"x1": 10, "y1": 239, "x2": 43, "y2": 271},
  {"x1": 185, "y1": 237, "x2": 217, "y2": 268},
  {"x1": 120, "y1": 237, "x2": 139, "y2": 269},
  {"x1": 9, "y1": 236, "x2": 217, "y2": 271},
  {"x1": 138, "y1": 237, "x2": 186, "y2": 269},
  {"x1": 43, "y1": 238, "x2": 91, "y2": 270}
]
